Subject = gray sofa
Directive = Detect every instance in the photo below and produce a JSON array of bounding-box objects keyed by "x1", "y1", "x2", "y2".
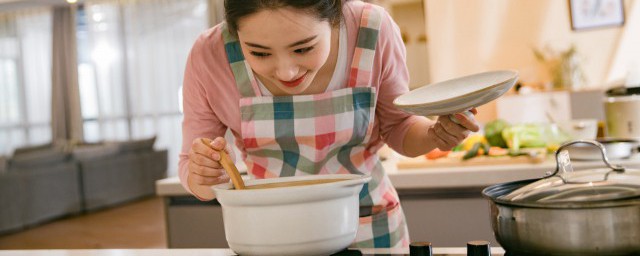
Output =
[
  {"x1": 0, "y1": 137, "x2": 168, "y2": 235},
  {"x1": 77, "y1": 138, "x2": 168, "y2": 211}
]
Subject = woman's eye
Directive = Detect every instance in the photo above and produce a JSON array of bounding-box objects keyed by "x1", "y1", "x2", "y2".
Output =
[
  {"x1": 294, "y1": 47, "x2": 314, "y2": 54},
  {"x1": 250, "y1": 52, "x2": 270, "y2": 57}
]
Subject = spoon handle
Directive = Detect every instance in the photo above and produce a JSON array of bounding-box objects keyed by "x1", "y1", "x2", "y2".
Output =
[
  {"x1": 218, "y1": 150, "x2": 246, "y2": 190},
  {"x1": 200, "y1": 138, "x2": 246, "y2": 190}
]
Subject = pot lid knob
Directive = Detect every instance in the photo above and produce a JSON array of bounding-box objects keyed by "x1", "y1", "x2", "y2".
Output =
[
  {"x1": 467, "y1": 240, "x2": 491, "y2": 256},
  {"x1": 410, "y1": 241, "x2": 433, "y2": 256}
]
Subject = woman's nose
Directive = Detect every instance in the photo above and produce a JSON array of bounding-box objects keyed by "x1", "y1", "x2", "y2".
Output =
[{"x1": 275, "y1": 59, "x2": 299, "y2": 81}]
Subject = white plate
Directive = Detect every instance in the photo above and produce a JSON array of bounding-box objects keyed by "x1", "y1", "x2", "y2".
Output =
[{"x1": 394, "y1": 70, "x2": 519, "y2": 116}]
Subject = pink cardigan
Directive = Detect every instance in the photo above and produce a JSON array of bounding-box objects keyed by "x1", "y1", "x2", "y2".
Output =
[{"x1": 179, "y1": 2, "x2": 421, "y2": 195}]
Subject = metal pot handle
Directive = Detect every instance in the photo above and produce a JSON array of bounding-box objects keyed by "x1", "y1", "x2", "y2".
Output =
[{"x1": 549, "y1": 140, "x2": 625, "y2": 178}]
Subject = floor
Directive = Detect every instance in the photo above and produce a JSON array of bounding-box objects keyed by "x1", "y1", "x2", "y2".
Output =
[{"x1": 0, "y1": 196, "x2": 166, "y2": 249}]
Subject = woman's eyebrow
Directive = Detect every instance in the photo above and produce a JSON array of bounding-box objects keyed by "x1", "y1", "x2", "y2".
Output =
[
  {"x1": 288, "y1": 35, "x2": 317, "y2": 47},
  {"x1": 244, "y1": 35, "x2": 317, "y2": 49}
]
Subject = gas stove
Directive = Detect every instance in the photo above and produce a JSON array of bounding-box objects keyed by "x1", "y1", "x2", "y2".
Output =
[{"x1": 333, "y1": 247, "x2": 505, "y2": 256}]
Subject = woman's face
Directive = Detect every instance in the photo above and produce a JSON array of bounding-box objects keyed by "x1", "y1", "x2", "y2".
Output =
[{"x1": 236, "y1": 7, "x2": 333, "y2": 95}]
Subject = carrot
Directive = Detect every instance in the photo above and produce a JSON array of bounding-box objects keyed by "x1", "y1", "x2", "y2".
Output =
[
  {"x1": 488, "y1": 146, "x2": 509, "y2": 156},
  {"x1": 425, "y1": 148, "x2": 450, "y2": 160}
]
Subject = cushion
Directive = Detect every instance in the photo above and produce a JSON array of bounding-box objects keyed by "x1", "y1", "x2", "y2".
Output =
[
  {"x1": 115, "y1": 136, "x2": 156, "y2": 153},
  {"x1": 72, "y1": 143, "x2": 120, "y2": 161},
  {"x1": 10, "y1": 148, "x2": 69, "y2": 169},
  {"x1": 12, "y1": 143, "x2": 54, "y2": 155}
]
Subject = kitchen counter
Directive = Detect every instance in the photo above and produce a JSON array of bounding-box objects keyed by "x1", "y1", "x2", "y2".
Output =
[
  {"x1": 157, "y1": 155, "x2": 640, "y2": 196},
  {"x1": 156, "y1": 155, "x2": 640, "y2": 248},
  {"x1": 0, "y1": 247, "x2": 506, "y2": 255}
]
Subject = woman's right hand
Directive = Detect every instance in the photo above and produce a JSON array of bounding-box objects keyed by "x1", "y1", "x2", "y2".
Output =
[{"x1": 187, "y1": 137, "x2": 231, "y2": 199}]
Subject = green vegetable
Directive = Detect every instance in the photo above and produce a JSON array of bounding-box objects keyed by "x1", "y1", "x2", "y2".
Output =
[
  {"x1": 501, "y1": 124, "x2": 547, "y2": 151},
  {"x1": 463, "y1": 142, "x2": 482, "y2": 160},
  {"x1": 452, "y1": 144, "x2": 464, "y2": 152},
  {"x1": 481, "y1": 142, "x2": 490, "y2": 155},
  {"x1": 484, "y1": 119, "x2": 510, "y2": 148}
]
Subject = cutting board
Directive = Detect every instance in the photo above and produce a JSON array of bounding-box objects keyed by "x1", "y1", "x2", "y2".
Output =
[{"x1": 396, "y1": 154, "x2": 547, "y2": 169}]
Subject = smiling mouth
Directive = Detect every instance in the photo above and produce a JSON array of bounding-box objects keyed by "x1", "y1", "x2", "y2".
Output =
[{"x1": 280, "y1": 73, "x2": 307, "y2": 88}]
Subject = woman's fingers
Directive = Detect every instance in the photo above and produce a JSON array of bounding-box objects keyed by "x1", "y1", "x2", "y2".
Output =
[
  {"x1": 210, "y1": 137, "x2": 227, "y2": 151},
  {"x1": 188, "y1": 160, "x2": 225, "y2": 176},
  {"x1": 189, "y1": 169, "x2": 229, "y2": 185},
  {"x1": 451, "y1": 111, "x2": 480, "y2": 132},
  {"x1": 430, "y1": 109, "x2": 482, "y2": 150},
  {"x1": 427, "y1": 126, "x2": 457, "y2": 150},
  {"x1": 188, "y1": 137, "x2": 231, "y2": 186},
  {"x1": 189, "y1": 145, "x2": 222, "y2": 168}
]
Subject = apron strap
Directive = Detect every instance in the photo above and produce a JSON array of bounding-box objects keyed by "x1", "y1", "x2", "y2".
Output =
[
  {"x1": 348, "y1": 3, "x2": 383, "y2": 88},
  {"x1": 221, "y1": 23, "x2": 260, "y2": 98}
]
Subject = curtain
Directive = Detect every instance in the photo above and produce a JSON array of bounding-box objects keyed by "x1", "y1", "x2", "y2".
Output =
[
  {"x1": 0, "y1": 9, "x2": 52, "y2": 155},
  {"x1": 79, "y1": 0, "x2": 208, "y2": 175},
  {"x1": 207, "y1": 0, "x2": 225, "y2": 27},
  {"x1": 51, "y1": 5, "x2": 83, "y2": 144}
]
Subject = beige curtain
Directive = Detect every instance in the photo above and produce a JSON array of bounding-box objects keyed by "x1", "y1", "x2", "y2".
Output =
[
  {"x1": 51, "y1": 5, "x2": 83, "y2": 143},
  {"x1": 208, "y1": 0, "x2": 225, "y2": 27}
]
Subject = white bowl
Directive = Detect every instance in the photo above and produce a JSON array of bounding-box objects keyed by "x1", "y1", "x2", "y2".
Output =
[{"x1": 213, "y1": 174, "x2": 371, "y2": 256}]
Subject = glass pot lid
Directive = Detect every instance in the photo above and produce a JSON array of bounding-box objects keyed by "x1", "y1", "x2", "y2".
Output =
[{"x1": 499, "y1": 140, "x2": 640, "y2": 203}]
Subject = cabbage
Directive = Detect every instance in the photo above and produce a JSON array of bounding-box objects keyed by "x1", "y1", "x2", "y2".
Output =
[
  {"x1": 501, "y1": 124, "x2": 547, "y2": 151},
  {"x1": 484, "y1": 119, "x2": 510, "y2": 148}
]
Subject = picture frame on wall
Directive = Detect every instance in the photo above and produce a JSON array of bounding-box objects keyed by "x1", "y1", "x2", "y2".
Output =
[{"x1": 569, "y1": 0, "x2": 625, "y2": 30}]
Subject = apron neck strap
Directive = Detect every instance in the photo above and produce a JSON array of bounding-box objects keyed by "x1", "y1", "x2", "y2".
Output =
[
  {"x1": 221, "y1": 23, "x2": 260, "y2": 98},
  {"x1": 348, "y1": 3, "x2": 383, "y2": 88}
]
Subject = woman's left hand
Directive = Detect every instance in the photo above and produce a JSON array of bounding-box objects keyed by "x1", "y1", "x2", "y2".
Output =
[{"x1": 427, "y1": 108, "x2": 480, "y2": 151}]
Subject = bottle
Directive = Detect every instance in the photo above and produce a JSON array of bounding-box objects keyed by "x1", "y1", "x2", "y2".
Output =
[
  {"x1": 467, "y1": 240, "x2": 491, "y2": 256},
  {"x1": 409, "y1": 241, "x2": 433, "y2": 256}
]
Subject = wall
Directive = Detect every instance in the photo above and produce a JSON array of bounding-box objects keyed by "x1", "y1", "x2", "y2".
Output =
[{"x1": 423, "y1": 0, "x2": 635, "y2": 123}]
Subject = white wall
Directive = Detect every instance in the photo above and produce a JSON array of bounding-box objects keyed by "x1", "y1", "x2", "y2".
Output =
[{"x1": 423, "y1": 0, "x2": 636, "y2": 122}]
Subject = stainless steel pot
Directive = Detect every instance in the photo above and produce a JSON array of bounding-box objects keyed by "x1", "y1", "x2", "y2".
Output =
[{"x1": 483, "y1": 140, "x2": 640, "y2": 256}]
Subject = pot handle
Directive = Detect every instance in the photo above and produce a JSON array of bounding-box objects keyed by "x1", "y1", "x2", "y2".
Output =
[{"x1": 549, "y1": 140, "x2": 625, "y2": 178}]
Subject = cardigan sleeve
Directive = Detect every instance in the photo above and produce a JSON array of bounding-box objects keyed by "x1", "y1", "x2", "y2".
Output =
[
  {"x1": 373, "y1": 6, "x2": 424, "y2": 156},
  {"x1": 178, "y1": 32, "x2": 229, "y2": 198}
]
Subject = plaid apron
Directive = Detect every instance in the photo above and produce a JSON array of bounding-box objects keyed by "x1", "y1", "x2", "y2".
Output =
[{"x1": 221, "y1": 2, "x2": 409, "y2": 248}]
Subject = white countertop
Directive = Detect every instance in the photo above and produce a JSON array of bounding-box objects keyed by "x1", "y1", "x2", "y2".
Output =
[
  {"x1": 156, "y1": 155, "x2": 640, "y2": 196},
  {"x1": 0, "y1": 247, "x2": 506, "y2": 256}
]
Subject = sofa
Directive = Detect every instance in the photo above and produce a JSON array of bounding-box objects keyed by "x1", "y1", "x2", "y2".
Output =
[{"x1": 0, "y1": 137, "x2": 168, "y2": 235}]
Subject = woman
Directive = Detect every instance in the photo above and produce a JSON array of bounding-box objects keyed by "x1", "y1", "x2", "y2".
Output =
[{"x1": 179, "y1": 0, "x2": 479, "y2": 249}]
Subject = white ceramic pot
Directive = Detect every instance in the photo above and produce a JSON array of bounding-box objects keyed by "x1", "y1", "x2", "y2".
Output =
[{"x1": 213, "y1": 174, "x2": 371, "y2": 256}]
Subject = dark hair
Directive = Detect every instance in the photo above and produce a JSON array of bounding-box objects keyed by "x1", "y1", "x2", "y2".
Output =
[{"x1": 224, "y1": 0, "x2": 343, "y2": 36}]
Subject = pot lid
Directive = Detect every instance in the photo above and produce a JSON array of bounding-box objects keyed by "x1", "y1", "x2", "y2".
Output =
[{"x1": 499, "y1": 140, "x2": 640, "y2": 203}]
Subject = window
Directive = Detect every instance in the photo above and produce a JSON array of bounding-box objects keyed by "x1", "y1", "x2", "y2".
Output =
[
  {"x1": 0, "y1": 9, "x2": 52, "y2": 155},
  {"x1": 76, "y1": 0, "x2": 208, "y2": 175}
]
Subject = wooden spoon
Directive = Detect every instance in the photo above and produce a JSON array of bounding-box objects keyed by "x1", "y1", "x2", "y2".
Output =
[{"x1": 201, "y1": 138, "x2": 245, "y2": 190}]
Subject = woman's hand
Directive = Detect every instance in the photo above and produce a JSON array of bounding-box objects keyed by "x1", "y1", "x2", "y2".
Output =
[
  {"x1": 427, "y1": 108, "x2": 480, "y2": 151},
  {"x1": 187, "y1": 137, "x2": 232, "y2": 200}
]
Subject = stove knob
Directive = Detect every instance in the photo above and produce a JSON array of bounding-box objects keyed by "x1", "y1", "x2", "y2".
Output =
[
  {"x1": 467, "y1": 240, "x2": 491, "y2": 256},
  {"x1": 409, "y1": 241, "x2": 433, "y2": 256}
]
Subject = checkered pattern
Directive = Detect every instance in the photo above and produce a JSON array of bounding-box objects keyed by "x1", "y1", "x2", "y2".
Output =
[{"x1": 222, "y1": 2, "x2": 408, "y2": 248}]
